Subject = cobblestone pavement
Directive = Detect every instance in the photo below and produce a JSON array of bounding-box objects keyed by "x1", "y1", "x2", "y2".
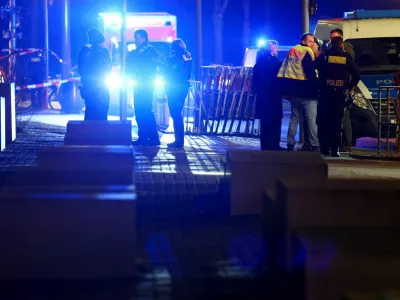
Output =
[{"x1": 1, "y1": 110, "x2": 400, "y2": 299}]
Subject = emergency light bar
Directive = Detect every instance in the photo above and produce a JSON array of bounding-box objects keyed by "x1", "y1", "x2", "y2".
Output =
[
  {"x1": 344, "y1": 10, "x2": 400, "y2": 20},
  {"x1": 99, "y1": 12, "x2": 176, "y2": 29}
]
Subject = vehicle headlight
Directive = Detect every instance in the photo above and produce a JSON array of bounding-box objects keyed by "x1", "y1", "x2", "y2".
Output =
[
  {"x1": 352, "y1": 86, "x2": 373, "y2": 111},
  {"x1": 128, "y1": 80, "x2": 135, "y2": 88},
  {"x1": 106, "y1": 74, "x2": 122, "y2": 89},
  {"x1": 106, "y1": 74, "x2": 135, "y2": 90},
  {"x1": 154, "y1": 77, "x2": 165, "y2": 89}
]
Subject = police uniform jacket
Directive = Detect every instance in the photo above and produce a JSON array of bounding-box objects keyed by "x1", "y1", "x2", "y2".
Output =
[
  {"x1": 78, "y1": 43, "x2": 111, "y2": 89},
  {"x1": 126, "y1": 45, "x2": 158, "y2": 88},
  {"x1": 316, "y1": 47, "x2": 360, "y2": 92},
  {"x1": 164, "y1": 50, "x2": 192, "y2": 93}
]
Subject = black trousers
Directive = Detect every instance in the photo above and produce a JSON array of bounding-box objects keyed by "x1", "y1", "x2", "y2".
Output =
[
  {"x1": 134, "y1": 88, "x2": 159, "y2": 143},
  {"x1": 81, "y1": 87, "x2": 110, "y2": 121},
  {"x1": 342, "y1": 108, "x2": 353, "y2": 146},
  {"x1": 260, "y1": 116, "x2": 282, "y2": 151},
  {"x1": 167, "y1": 87, "x2": 188, "y2": 144},
  {"x1": 318, "y1": 91, "x2": 345, "y2": 152}
]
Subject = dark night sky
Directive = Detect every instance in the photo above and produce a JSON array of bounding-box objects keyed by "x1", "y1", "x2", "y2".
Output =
[{"x1": 1, "y1": 0, "x2": 399, "y2": 68}]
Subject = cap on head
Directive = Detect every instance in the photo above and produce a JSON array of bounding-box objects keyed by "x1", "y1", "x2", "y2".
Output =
[
  {"x1": 87, "y1": 27, "x2": 105, "y2": 45},
  {"x1": 134, "y1": 29, "x2": 149, "y2": 45},
  {"x1": 171, "y1": 39, "x2": 186, "y2": 53},
  {"x1": 331, "y1": 36, "x2": 344, "y2": 49}
]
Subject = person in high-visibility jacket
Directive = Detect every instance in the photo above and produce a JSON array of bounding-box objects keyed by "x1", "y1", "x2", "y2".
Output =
[{"x1": 278, "y1": 33, "x2": 320, "y2": 152}]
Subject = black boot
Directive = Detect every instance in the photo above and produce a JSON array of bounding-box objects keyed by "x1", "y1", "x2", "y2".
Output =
[
  {"x1": 167, "y1": 141, "x2": 184, "y2": 148},
  {"x1": 330, "y1": 147, "x2": 340, "y2": 157},
  {"x1": 287, "y1": 145, "x2": 295, "y2": 151}
]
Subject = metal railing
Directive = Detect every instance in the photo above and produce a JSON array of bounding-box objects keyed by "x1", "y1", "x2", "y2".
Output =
[
  {"x1": 187, "y1": 66, "x2": 259, "y2": 137},
  {"x1": 377, "y1": 86, "x2": 400, "y2": 157}
]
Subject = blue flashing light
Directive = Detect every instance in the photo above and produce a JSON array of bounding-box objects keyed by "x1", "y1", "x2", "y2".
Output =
[
  {"x1": 257, "y1": 39, "x2": 266, "y2": 47},
  {"x1": 344, "y1": 10, "x2": 400, "y2": 20}
]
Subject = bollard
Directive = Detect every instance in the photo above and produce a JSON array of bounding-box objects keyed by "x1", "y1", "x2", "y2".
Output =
[
  {"x1": 0, "y1": 97, "x2": 5, "y2": 151},
  {"x1": 0, "y1": 185, "x2": 136, "y2": 279},
  {"x1": 64, "y1": 120, "x2": 132, "y2": 146},
  {"x1": 0, "y1": 83, "x2": 16, "y2": 145}
]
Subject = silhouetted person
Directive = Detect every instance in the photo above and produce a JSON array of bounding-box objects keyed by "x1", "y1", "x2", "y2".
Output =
[
  {"x1": 164, "y1": 39, "x2": 192, "y2": 148},
  {"x1": 78, "y1": 28, "x2": 111, "y2": 120},
  {"x1": 253, "y1": 40, "x2": 283, "y2": 150},
  {"x1": 126, "y1": 29, "x2": 160, "y2": 146}
]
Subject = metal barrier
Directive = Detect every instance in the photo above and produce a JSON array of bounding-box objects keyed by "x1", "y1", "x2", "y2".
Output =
[
  {"x1": 377, "y1": 86, "x2": 400, "y2": 157},
  {"x1": 183, "y1": 80, "x2": 203, "y2": 134},
  {"x1": 187, "y1": 65, "x2": 258, "y2": 137}
]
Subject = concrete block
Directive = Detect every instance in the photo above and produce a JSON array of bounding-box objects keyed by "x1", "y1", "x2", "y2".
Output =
[
  {"x1": 37, "y1": 145, "x2": 134, "y2": 172},
  {"x1": 227, "y1": 150, "x2": 328, "y2": 215},
  {"x1": 64, "y1": 120, "x2": 132, "y2": 146},
  {"x1": 276, "y1": 179, "x2": 400, "y2": 230},
  {"x1": 264, "y1": 179, "x2": 400, "y2": 300},
  {"x1": 0, "y1": 185, "x2": 136, "y2": 279},
  {"x1": 7, "y1": 166, "x2": 133, "y2": 186},
  {"x1": 0, "y1": 83, "x2": 16, "y2": 145},
  {"x1": 0, "y1": 97, "x2": 5, "y2": 152}
]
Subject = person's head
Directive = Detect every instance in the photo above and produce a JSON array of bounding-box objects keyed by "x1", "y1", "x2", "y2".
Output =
[
  {"x1": 311, "y1": 37, "x2": 320, "y2": 56},
  {"x1": 265, "y1": 40, "x2": 279, "y2": 56},
  {"x1": 301, "y1": 33, "x2": 315, "y2": 48},
  {"x1": 87, "y1": 27, "x2": 105, "y2": 46},
  {"x1": 134, "y1": 29, "x2": 149, "y2": 47},
  {"x1": 330, "y1": 36, "x2": 344, "y2": 50},
  {"x1": 330, "y1": 28, "x2": 343, "y2": 39},
  {"x1": 171, "y1": 39, "x2": 187, "y2": 54}
]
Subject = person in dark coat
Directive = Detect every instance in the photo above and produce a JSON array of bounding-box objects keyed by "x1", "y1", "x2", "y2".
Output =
[
  {"x1": 126, "y1": 29, "x2": 160, "y2": 146},
  {"x1": 78, "y1": 27, "x2": 112, "y2": 120},
  {"x1": 253, "y1": 40, "x2": 283, "y2": 150},
  {"x1": 164, "y1": 39, "x2": 192, "y2": 148}
]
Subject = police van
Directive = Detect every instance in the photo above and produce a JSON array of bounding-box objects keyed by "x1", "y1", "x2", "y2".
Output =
[{"x1": 314, "y1": 10, "x2": 400, "y2": 144}]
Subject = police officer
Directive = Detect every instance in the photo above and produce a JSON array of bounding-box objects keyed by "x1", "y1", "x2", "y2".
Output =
[
  {"x1": 324, "y1": 29, "x2": 355, "y2": 60},
  {"x1": 126, "y1": 29, "x2": 160, "y2": 146},
  {"x1": 78, "y1": 28, "x2": 111, "y2": 120},
  {"x1": 164, "y1": 39, "x2": 192, "y2": 148},
  {"x1": 317, "y1": 36, "x2": 360, "y2": 157}
]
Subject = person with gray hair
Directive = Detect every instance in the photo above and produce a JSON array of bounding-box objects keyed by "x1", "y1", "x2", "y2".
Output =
[{"x1": 253, "y1": 40, "x2": 283, "y2": 150}]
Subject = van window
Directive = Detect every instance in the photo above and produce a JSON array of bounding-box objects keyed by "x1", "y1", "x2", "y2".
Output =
[{"x1": 348, "y1": 38, "x2": 400, "y2": 72}]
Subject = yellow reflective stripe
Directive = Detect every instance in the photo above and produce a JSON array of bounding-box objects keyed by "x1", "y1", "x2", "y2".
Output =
[
  {"x1": 277, "y1": 44, "x2": 315, "y2": 80},
  {"x1": 328, "y1": 55, "x2": 347, "y2": 65}
]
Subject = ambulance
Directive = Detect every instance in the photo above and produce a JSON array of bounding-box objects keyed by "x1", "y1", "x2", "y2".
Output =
[
  {"x1": 98, "y1": 12, "x2": 177, "y2": 127},
  {"x1": 314, "y1": 10, "x2": 400, "y2": 143}
]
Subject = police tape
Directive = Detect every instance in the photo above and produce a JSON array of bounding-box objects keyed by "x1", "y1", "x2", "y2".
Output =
[
  {"x1": 16, "y1": 77, "x2": 81, "y2": 91},
  {"x1": 0, "y1": 48, "x2": 63, "y2": 62},
  {"x1": 0, "y1": 49, "x2": 40, "y2": 60}
]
